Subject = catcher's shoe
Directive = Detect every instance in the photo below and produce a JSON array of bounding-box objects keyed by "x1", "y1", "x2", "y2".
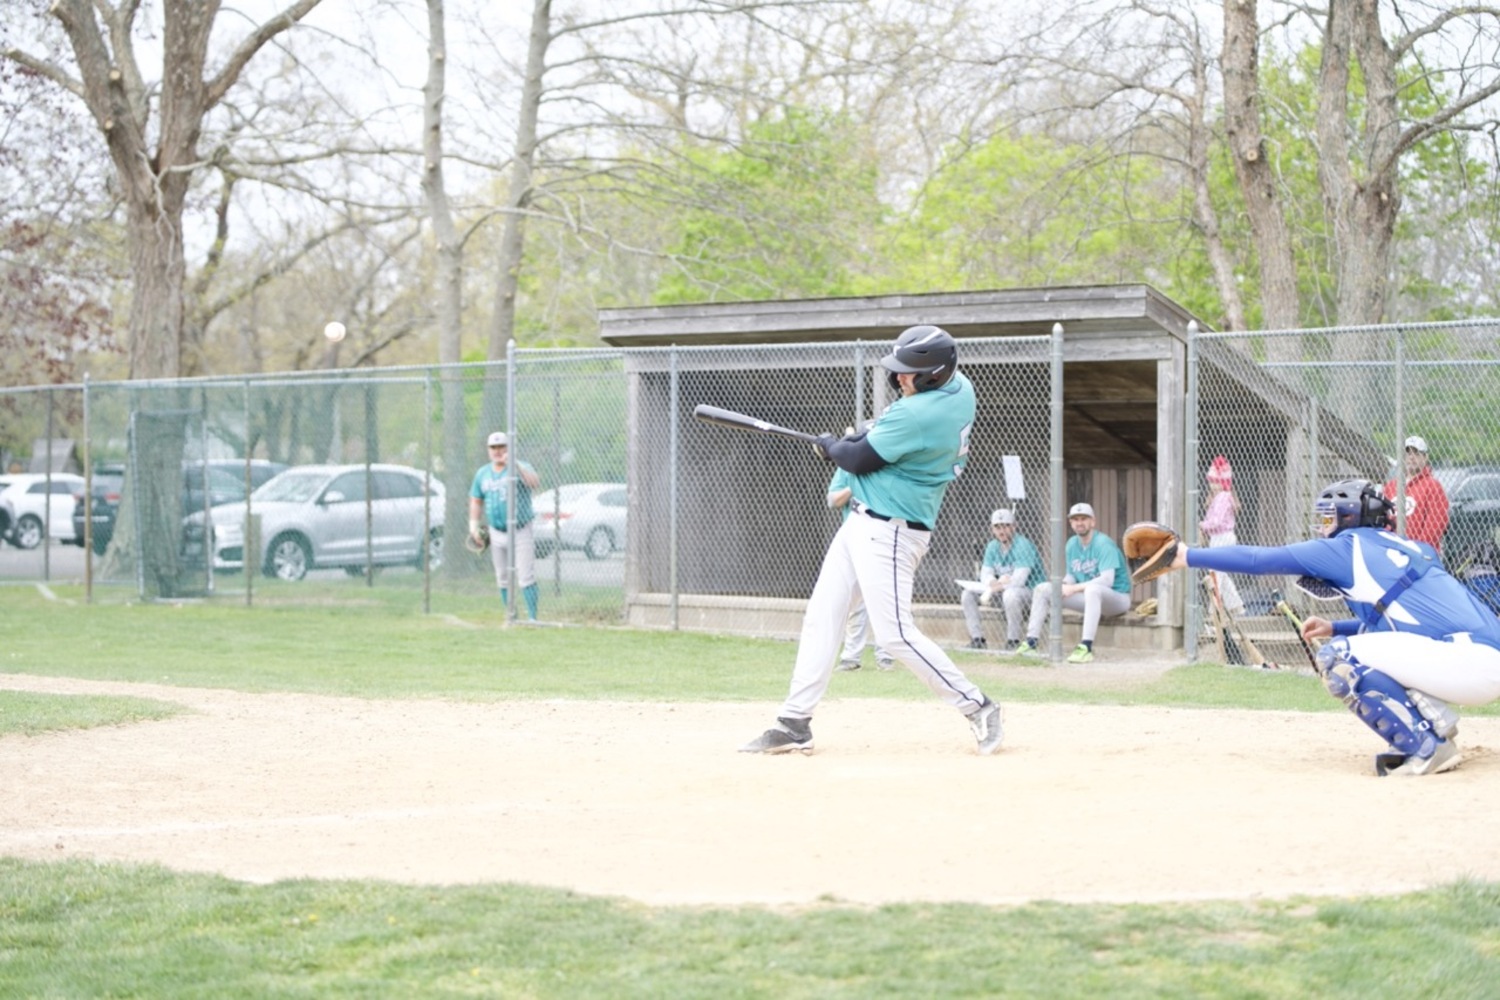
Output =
[
  {"x1": 739, "y1": 717, "x2": 814, "y2": 755},
  {"x1": 835, "y1": 659, "x2": 862, "y2": 672},
  {"x1": 1380, "y1": 739, "x2": 1462, "y2": 777},
  {"x1": 876, "y1": 658, "x2": 896, "y2": 671},
  {"x1": 1066, "y1": 644, "x2": 1094, "y2": 664},
  {"x1": 967, "y1": 698, "x2": 1004, "y2": 755}
]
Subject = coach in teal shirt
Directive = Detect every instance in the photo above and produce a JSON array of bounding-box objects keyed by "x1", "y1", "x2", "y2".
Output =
[{"x1": 1018, "y1": 502, "x2": 1132, "y2": 663}]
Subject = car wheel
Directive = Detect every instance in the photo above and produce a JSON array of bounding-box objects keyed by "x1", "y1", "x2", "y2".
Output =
[
  {"x1": 584, "y1": 526, "x2": 614, "y2": 560},
  {"x1": 14, "y1": 514, "x2": 44, "y2": 550},
  {"x1": 266, "y1": 533, "x2": 311, "y2": 581}
]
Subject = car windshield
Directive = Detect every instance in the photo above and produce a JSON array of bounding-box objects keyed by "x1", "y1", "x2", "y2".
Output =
[{"x1": 253, "y1": 470, "x2": 327, "y2": 503}]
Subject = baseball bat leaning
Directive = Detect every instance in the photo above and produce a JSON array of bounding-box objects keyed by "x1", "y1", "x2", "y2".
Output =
[
  {"x1": 1271, "y1": 588, "x2": 1321, "y2": 671},
  {"x1": 692, "y1": 404, "x2": 822, "y2": 445},
  {"x1": 1207, "y1": 572, "x2": 1277, "y2": 670}
]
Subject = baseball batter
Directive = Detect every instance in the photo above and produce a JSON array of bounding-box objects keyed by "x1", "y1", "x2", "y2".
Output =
[
  {"x1": 740, "y1": 325, "x2": 1004, "y2": 756},
  {"x1": 469, "y1": 431, "x2": 542, "y2": 621},
  {"x1": 1166, "y1": 479, "x2": 1500, "y2": 776}
]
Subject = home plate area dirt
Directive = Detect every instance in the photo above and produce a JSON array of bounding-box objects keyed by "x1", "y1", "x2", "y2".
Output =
[{"x1": 3, "y1": 673, "x2": 1498, "y2": 907}]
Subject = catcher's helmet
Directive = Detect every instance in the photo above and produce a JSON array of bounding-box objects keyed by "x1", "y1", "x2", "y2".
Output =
[
  {"x1": 881, "y1": 325, "x2": 958, "y2": 392},
  {"x1": 1315, "y1": 479, "x2": 1392, "y2": 536}
]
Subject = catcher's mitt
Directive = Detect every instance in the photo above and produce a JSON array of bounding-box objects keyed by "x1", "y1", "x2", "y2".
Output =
[
  {"x1": 1122, "y1": 521, "x2": 1181, "y2": 584},
  {"x1": 465, "y1": 524, "x2": 490, "y2": 555}
]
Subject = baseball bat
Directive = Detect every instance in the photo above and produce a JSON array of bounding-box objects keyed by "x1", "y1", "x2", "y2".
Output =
[
  {"x1": 1271, "y1": 588, "x2": 1320, "y2": 671},
  {"x1": 692, "y1": 404, "x2": 822, "y2": 445}
]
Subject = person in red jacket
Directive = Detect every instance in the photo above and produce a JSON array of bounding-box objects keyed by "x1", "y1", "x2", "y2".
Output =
[{"x1": 1384, "y1": 435, "x2": 1449, "y2": 550}]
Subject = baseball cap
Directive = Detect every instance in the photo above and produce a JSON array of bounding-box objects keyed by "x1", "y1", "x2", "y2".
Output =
[
  {"x1": 1068, "y1": 502, "x2": 1095, "y2": 518},
  {"x1": 990, "y1": 508, "x2": 1015, "y2": 525},
  {"x1": 1404, "y1": 435, "x2": 1428, "y2": 453},
  {"x1": 487, "y1": 431, "x2": 509, "y2": 447}
]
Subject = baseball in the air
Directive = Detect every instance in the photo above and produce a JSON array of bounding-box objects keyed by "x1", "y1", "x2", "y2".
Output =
[{"x1": 323, "y1": 321, "x2": 347, "y2": 343}]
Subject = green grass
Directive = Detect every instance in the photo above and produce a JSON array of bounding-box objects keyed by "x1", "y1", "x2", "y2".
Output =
[
  {"x1": 0, "y1": 690, "x2": 184, "y2": 736},
  {"x1": 1, "y1": 860, "x2": 1498, "y2": 999},
  {"x1": 7, "y1": 586, "x2": 1500, "y2": 997}
]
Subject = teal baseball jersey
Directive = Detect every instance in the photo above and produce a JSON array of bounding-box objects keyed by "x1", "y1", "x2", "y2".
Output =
[
  {"x1": 984, "y1": 533, "x2": 1044, "y2": 579},
  {"x1": 852, "y1": 371, "x2": 975, "y2": 528},
  {"x1": 470, "y1": 461, "x2": 536, "y2": 529},
  {"x1": 1066, "y1": 531, "x2": 1132, "y2": 594}
]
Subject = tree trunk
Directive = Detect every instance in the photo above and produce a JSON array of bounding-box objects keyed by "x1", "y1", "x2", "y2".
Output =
[
  {"x1": 486, "y1": 0, "x2": 550, "y2": 363},
  {"x1": 1221, "y1": 0, "x2": 1299, "y2": 351},
  {"x1": 423, "y1": 0, "x2": 477, "y2": 576}
]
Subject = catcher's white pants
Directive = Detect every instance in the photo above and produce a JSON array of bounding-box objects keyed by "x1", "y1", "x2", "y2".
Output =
[
  {"x1": 782, "y1": 510, "x2": 987, "y2": 718},
  {"x1": 487, "y1": 521, "x2": 537, "y2": 589},
  {"x1": 961, "y1": 586, "x2": 1032, "y2": 642},
  {"x1": 1347, "y1": 631, "x2": 1500, "y2": 706},
  {"x1": 1028, "y1": 582, "x2": 1131, "y2": 643}
]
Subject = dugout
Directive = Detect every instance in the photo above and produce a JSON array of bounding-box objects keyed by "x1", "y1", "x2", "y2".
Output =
[{"x1": 597, "y1": 285, "x2": 1370, "y2": 651}]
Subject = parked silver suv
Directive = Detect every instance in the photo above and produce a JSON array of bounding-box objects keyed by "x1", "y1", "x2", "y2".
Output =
[{"x1": 182, "y1": 464, "x2": 444, "y2": 581}]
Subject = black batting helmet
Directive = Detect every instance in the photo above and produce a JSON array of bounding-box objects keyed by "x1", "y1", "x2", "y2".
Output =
[
  {"x1": 1315, "y1": 479, "x2": 1393, "y2": 536},
  {"x1": 881, "y1": 325, "x2": 958, "y2": 392}
]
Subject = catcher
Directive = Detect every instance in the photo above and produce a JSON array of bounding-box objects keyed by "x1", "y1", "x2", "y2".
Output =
[{"x1": 1124, "y1": 479, "x2": 1500, "y2": 777}]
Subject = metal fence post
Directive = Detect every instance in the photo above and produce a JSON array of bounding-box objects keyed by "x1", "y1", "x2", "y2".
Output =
[
  {"x1": 669, "y1": 346, "x2": 680, "y2": 631},
  {"x1": 83, "y1": 374, "x2": 92, "y2": 603},
  {"x1": 506, "y1": 339, "x2": 518, "y2": 623},
  {"x1": 1184, "y1": 321, "x2": 1200, "y2": 661},
  {"x1": 1048, "y1": 322, "x2": 1065, "y2": 661},
  {"x1": 1393, "y1": 325, "x2": 1406, "y2": 535}
]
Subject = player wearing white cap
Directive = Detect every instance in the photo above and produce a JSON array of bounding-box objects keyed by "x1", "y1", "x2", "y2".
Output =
[
  {"x1": 961, "y1": 508, "x2": 1044, "y2": 651},
  {"x1": 1383, "y1": 435, "x2": 1449, "y2": 551},
  {"x1": 469, "y1": 431, "x2": 542, "y2": 621},
  {"x1": 1016, "y1": 501, "x2": 1131, "y2": 663}
]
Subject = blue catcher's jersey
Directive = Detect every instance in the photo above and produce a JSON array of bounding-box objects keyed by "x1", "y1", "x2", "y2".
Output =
[
  {"x1": 1189, "y1": 528, "x2": 1500, "y2": 649},
  {"x1": 852, "y1": 371, "x2": 975, "y2": 528}
]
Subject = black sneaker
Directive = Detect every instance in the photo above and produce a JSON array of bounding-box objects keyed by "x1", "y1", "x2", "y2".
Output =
[
  {"x1": 967, "y1": 636, "x2": 987, "y2": 650},
  {"x1": 739, "y1": 716, "x2": 814, "y2": 755}
]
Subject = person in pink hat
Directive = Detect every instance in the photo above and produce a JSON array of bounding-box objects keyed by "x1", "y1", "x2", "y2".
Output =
[{"x1": 1200, "y1": 455, "x2": 1244, "y2": 616}]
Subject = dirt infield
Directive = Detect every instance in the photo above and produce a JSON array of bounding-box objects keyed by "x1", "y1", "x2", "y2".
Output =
[{"x1": 3, "y1": 671, "x2": 1499, "y2": 907}]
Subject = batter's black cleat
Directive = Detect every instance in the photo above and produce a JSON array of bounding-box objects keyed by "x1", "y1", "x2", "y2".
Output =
[
  {"x1": 739, "y1": 717, "x2": 814, "y2": 755},
  {"x1": 967, "y1": 698, "x2": 1004, "y2": 755}
]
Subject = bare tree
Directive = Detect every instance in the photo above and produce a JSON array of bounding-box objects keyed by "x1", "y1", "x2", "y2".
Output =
[{"x1": 3, "y1": 0, "x2": 326, "y2": 380}]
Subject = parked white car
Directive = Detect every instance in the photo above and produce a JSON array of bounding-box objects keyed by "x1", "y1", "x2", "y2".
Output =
[
  {"x1": 532, "y1": 482, "x2": 628, "y2": 560},
  {"x1": 0, "y1": 473, "x2": 85, "y2": 548},
  {"x1": 182, "y1": 464, "x2": 444, "y2": 581}
]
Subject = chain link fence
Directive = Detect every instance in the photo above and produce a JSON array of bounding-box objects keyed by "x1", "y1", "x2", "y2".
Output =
[
  {"x1": 1188, "y1": 319, "x2": 1500, "y2": 659},
  {"x1": 4, "y1": 318, "x2": 1497, "y2": 658}
]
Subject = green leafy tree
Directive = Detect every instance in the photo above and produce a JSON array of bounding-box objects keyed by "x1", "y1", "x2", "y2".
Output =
[{"x1": 653, "y1": 110, "x2": 885, "y2": 304}]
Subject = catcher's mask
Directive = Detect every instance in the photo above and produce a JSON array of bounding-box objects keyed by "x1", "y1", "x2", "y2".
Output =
[
  {"x1": 1314, "y1": 479, "x2": 1392, "y2": 536},
  {"x1": 881, "y1": 325, "x2": 957, "y2": 392}
]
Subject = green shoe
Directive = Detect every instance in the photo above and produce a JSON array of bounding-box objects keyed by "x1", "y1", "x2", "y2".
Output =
[
  {"x1": 1014, "y1": 640, "x2": 1043, "y2": 658},
  {"x1": 1066, "y1": 644, "x2": 1094, "y2": 664}
]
